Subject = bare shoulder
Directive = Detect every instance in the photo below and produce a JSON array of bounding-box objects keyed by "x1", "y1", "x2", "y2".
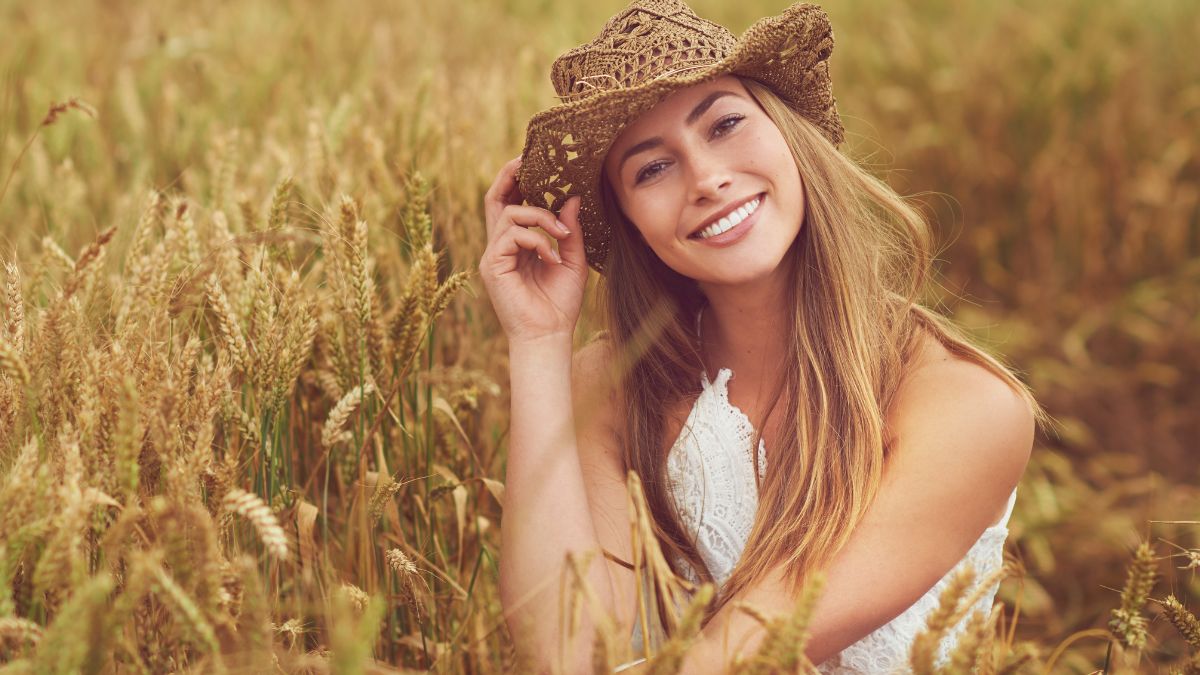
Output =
[{"x1": 886, "y1": 330, "x2": 1035, "y2": 510}]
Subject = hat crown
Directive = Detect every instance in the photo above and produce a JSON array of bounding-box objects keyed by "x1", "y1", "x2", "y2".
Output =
[{"x1": 551, "y1": 0, "x2": 737, "y2": 102}]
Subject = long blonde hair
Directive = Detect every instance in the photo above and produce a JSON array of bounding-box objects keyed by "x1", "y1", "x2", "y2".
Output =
[{"x1": 595, "y1": 75, "x2": 1051, "y2": 627}]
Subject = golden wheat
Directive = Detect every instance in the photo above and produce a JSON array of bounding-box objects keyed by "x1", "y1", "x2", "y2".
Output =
[
  {"x1": 0, "y1": 1, "x2": 1193, "y2": 671},
  {"x1": 1162, "y1": 595, "x2": 1200, "y2": 650},
  {"x1": 910, "y1": 564, "x2": 977, "y2": 673},
  {"x1": 223, "y1": 488, "x2": 290, "y2": 561},
  {"x1": 1108, "y1": 542, "x2": 1158, "y2": 650},
  {"x1": 321, "y1": 382, "x2": 374, "y2": 449}
]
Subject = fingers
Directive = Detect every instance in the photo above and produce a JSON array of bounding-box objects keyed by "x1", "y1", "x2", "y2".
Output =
[
  {"x1": 483, "y1": 158, "x2": 587, "y2": 272},
  {"x1": 555, "y1": 197, "x2": 587, "y2": 268},
  {"x1": 490, "y1": 203, "x2": 572, "y2": 247},
  {"x1": 493, "y1": 223, "x2": 562, "y2": 267},
  {"x1": 484, "y1": 156, "x2": 525, "y2": 240},
  {"x1": 558, "y1": 194, "x2": 582, "y2": 231}
]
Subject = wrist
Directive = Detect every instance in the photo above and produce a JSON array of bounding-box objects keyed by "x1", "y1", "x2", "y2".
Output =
[{"x1": 508, "y1": 332, "x2": 574, "y2": 355}]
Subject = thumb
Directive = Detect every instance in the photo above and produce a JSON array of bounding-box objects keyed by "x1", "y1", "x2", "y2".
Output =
[{"x1": 556, "y1": 196, "x2": 588, "y2": 267}]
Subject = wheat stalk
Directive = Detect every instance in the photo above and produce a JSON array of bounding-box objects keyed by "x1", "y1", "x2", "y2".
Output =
[
  {"x1": 321, "y1": 382, "x2": 374, "y2": 449},
  {"x1": 645, "y1": 583, "x2": 714, "y2": 675},
  {"x1": 945, "y1": 604, "x2": 1001, "y2": 673},
  {"x1": 1108, "y1": 542, "x2": 1158, "y2": 650},
  {"x1": 428, "y1": 270, "x2": 473, "y2": 323},
  {"x1": 4, "y1": 261, "x2": 25, "y2": 354},
  {"x1": 0, "y1": 616, "x2": 43, "y2": 648},
  {"x1": 338, "y1": 582, "x2": 370, "y2": 614},
  {"x1": 146, "y1": 562, "x2": 220, "y2": 655},
  {"x1": 1162, "y1": 595, "x2": 1200, "y2": 650},
  {"x1": 205, "y1": 273, "x2": 251, "y2": 374},
  {"x1": 0, "y1": 340, "x2": 30, "y2": 386},
  {"x1": 735, "y1": 572, "x2": 825, "y2": 675},
  {"x1": 267, "y1": 175, "x2": 294, "y2": 231},
  {"x1": 223, "y1": 488, "x2": 290, "y2": 561},
  {"x1": 910, "y1": 564, "x2": 977, "y2": 674}
]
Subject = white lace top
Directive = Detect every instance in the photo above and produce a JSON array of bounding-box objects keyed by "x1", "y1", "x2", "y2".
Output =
[{"x1": 625, "y1": 312, "x2": 1018, "y2": 673}]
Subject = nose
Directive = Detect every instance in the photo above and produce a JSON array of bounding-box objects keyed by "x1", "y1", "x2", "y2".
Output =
[{"x1": 686, "y1": 150, "x2": 732, "y2": 204}]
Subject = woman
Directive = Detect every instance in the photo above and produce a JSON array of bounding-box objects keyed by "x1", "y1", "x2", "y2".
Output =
[{"x1": 478, "y1": 1, "x2": 1049, "y2": 672}]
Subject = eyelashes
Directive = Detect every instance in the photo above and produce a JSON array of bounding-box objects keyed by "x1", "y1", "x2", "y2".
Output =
[{"x1": 634, "y1": 113, "x2": 746, "y2": 185}]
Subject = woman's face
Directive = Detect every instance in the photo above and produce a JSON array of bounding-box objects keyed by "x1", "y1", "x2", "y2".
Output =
[{"x1": 602, "y1": 75, "x2": 804, "y2": 286}]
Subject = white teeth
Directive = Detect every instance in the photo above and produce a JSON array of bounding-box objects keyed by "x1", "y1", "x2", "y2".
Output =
[{"x1": 695, "y1": 196, "x2": 762, "y2": 240}]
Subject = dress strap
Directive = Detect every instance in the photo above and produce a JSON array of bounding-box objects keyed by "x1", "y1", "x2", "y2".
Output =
[{"x1": 1002, "y1": 486, "x2": 1019, "y2": 521}]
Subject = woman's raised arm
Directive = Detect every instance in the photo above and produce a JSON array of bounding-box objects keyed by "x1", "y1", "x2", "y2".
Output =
[{"x1": 479, "y1": 158, "x2": 633, "y2": 672}]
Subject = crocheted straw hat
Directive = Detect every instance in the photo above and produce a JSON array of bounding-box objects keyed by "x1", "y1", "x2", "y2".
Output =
[{"x1": 516, "y1": 0, "x2": 844, "y2": 274}]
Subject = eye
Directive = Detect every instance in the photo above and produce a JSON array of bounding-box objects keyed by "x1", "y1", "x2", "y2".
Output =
[
  {"x1": 635, "y1": 160, "x2": 668, "y2": 184},
  {"x1": 711, "y1": 113, "x2": 744, "y2": 137}
]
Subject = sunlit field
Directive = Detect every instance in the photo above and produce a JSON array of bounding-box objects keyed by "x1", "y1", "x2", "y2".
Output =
[{"x1": 1, "y1": 0, "x2": 1197, "y2": 672}]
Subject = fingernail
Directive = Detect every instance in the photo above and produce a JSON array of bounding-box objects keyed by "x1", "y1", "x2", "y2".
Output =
[
  {"x1": 550, "y1": 249, "x2": 562, "y2": 264},
  {"x1": 555, "y1": 220, "x2": 570, "y2": 235}
]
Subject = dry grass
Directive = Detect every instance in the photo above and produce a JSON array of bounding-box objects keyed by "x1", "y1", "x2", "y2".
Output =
[{"x1": 0, "y1": 0, "x2": 1196, "y2": 672}]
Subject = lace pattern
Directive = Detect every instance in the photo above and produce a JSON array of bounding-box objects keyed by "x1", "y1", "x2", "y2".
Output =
[
  {"x1": 668, "y1": 366, "x2": 768, "y2": 588},
  {"x1": 630, "y1": 364, "x2": 1019, "y2": 674}
]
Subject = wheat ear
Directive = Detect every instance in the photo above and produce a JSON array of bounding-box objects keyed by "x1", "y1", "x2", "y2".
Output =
[
  {"x1": 910, "y1": 564, "x2": 977, "y2": 674},
  {"x1": 223, "y1": 488, "x2": 290, "y2": 561},
  {"x1": 1108, "y1": 542, "x2": 1158, "y2": 650},
  {"x1": 321, "y1": 382, "x2": 374, "y2": 449},
  {"x1": 1162, "y1": 595, "x2": 1200, "y2": 650}
]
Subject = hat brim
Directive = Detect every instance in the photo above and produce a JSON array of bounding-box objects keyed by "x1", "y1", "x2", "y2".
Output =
[{"x1": 516, "y1": 2, "x2": 843, "y2": 274}]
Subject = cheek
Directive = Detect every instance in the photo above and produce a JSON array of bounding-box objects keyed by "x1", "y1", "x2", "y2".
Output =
[{"x1": 629, "y1": 193, "x2": 682, "y2": 242}]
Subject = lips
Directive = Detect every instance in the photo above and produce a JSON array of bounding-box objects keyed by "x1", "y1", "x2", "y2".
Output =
[{"x1": 688, "y1": 193, "x2": 765, "y2": 239}]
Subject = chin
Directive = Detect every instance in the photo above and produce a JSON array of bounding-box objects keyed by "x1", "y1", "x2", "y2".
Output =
[{"x1": 694, "y1": 253, "x2": 787, "y2": 286}]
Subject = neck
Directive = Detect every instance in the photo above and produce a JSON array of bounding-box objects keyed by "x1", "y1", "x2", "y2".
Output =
[{"x1": 697, "y1": 269, "x2": 791, "y2": 388}]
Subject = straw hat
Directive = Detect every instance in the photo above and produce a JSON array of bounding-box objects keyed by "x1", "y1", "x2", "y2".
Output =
[{"x1": 516, "y1": 0, "x2": 844, "y2": 274}]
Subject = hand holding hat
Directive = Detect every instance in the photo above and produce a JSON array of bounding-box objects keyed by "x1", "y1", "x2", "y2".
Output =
[{"x1": 478, "y1": 156, "x2": 588, "y2": 345}]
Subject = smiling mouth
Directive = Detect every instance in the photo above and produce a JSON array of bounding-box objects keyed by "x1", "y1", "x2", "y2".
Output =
[{"x1": 689, "y1": 193, "x2": 765, "y2": 240}]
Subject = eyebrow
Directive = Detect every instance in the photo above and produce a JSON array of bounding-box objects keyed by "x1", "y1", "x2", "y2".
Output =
[{"x1": 616, "y1": 90, "x2": 740, "y2": 175}]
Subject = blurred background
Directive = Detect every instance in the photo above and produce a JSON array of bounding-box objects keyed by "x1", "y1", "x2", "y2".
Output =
[{"x1": 1, "y1": 0, "x2": 1197, "y2": 672}]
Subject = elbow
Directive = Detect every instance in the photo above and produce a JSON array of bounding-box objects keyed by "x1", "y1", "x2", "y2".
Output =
[{"x1": 499, "y1": 566, "x2": 596, "y2": 675}]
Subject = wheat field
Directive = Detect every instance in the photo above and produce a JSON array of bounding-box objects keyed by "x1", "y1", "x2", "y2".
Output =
[{"x1": 0, "y1": 0, "x2": 1198, "y2": 672}]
